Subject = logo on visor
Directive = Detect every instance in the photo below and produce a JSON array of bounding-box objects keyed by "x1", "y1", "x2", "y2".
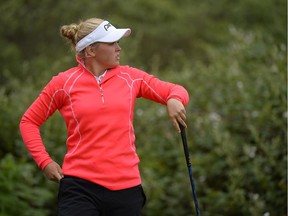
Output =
[{"x1": 104, "y1": 23, "x2": 112, "y2": 31}]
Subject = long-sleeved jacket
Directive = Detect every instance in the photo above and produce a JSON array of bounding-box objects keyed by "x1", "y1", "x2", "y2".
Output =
[{"x1": 20, "y1": 59, "x2": 189, "y2": 190}]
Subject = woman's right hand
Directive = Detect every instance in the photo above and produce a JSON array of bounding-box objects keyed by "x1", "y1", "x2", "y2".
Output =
[{"x1": 43, "y1": 161, "x2": 64, "y2": 183}]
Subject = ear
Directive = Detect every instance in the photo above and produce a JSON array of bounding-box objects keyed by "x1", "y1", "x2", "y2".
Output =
[{"x1": 84, "y1": 46, "x2": 96, "y2": 58}]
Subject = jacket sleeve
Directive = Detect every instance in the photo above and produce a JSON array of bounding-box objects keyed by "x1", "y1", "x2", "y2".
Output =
[
  {"x1": 132, "y1": 67, "x2": 189, "y2": 106},
  {"x1": 19, "y1": 75, "x2": 65, "y2": 170}
]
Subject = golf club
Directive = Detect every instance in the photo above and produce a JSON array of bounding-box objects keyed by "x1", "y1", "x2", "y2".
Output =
[{"x1": 179, "y1": 124, "x2": 201, "y2": 216}]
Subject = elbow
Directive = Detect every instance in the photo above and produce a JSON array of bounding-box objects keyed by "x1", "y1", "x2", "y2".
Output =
[
  {"x1": 19, "y1": 114, "x2": 28, "y2": 135},
  {"x1": 19, "y1": 114, "x2": 40, "y2": 135}
]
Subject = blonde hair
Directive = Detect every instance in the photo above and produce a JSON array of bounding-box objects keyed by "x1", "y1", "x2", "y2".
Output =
[{"x1": 60, "y1": 18, "x2": 104, "y2": 54}]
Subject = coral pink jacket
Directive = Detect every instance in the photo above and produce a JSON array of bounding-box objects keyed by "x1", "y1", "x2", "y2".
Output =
[{"x1": 20, "y1": 60, "x2": 189, "y2": 190}]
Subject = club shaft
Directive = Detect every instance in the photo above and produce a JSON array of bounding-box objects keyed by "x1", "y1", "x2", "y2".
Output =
[
  {"x1": 187, "y1": 165, "x2": 201, "y2": 216},
  {"x1": 180, "y1": 125, "x2": 201, "y2": 216}
]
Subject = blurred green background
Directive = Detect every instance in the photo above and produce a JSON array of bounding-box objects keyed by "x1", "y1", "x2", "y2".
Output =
[{"x1": 0, "y1": 0, "x2": 286, "y2": 215}]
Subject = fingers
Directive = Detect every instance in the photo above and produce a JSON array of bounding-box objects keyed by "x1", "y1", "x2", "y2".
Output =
[
  {"x1": 43, "y1": 161, "x2": 64, "y2": 183},
  {"x1": 172, "y1": 114, "x2": 187, "y2": 133},
  {"x1": 56, "y1": 165, "x2": 64, "y2": 181},
  {"x1": 167, "y1": 98, "x2": 187, "y2": 133}
]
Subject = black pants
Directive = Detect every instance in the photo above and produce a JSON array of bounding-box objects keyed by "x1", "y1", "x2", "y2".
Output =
[{"x1": 58, "y1": 176, "x2": 146, "y2": 216}]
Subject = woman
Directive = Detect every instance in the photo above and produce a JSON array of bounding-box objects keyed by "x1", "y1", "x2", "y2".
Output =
[{"x1": 19, "y1": 18, "x2": 189, "y2": 216}]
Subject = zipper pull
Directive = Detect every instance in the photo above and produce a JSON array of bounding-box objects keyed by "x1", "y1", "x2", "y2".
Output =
[{"x1": 99, "y1": 84, "x2": 105, "y2": 104}]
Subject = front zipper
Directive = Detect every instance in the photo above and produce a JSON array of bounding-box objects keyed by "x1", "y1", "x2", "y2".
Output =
[
  {"x1": 92, "y1": 71, "x2": 107, "y2": 104},
  {"x1": 99, "y1": 83, "x2": 105, "y2": 104}
]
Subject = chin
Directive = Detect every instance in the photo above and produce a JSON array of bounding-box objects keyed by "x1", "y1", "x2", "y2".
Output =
[
  {"x1": 114, "y1": 61, "x2": 120, "y2": 66},
  {"x1": 109, "y1": 63, "x2": 120, "y2": 69}
]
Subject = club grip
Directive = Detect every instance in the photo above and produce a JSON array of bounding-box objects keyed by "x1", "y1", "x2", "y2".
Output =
[{"x1": 179, "y1": 124, "x2": 191, "y2": 166}]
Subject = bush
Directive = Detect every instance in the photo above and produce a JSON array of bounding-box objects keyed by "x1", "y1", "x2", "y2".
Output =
[
  {"x1": 134, "y1": 28, "x2": 286, "y2": 215},
  {"x1": 0, "y1": 0, "x2": 286, "y2": 215},
  {"x1": 0, "y1": 154, "x2": 55, "y2": 216}
]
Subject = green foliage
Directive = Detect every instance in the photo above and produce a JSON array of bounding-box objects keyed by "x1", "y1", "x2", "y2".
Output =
[
  {"x1": 0, "y1": 154, "x2": 54, "y2": 216},
  {"x1": 186, "y1": 29, "x2": 286, "y2": 216},
  {"x1": 0, "y1": 0, "x2": 286, "y2": 215},
  {"x1": 134, "y1": 28, "x2": 286, "y2": 215}
]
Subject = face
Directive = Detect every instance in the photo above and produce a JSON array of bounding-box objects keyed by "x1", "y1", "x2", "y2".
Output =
[{"x1": 90, "y1": 41, "x2": 122, "y2": 70}]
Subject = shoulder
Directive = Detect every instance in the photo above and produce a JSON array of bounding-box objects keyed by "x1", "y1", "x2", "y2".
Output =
[
  {"x1": 38, "y1": 67, "x2": 83, "y2": 95},
  {"x1": 58, "y1": 66, "x2": 82, "y2": 80},
  {"x1": 117, "y1": 65, "x2": 149, "y2": 78},
  {"x1": 49, "y1": 66, "x2": 82, "y2": 87}
]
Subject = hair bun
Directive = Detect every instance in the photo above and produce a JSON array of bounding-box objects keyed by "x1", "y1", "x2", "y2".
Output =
[
  {"x1": 60, "y1": 18, "x2": 104, "y2": 52},
  {"x1": 60, "y1": 24, "x2": 79, "y2": 45}
]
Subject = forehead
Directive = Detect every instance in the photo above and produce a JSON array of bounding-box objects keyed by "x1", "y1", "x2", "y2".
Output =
[
  {"x1": 91, "y1": 42, "x2": 116, "y2": 51},
  {"x1": 94, "y1": 41, "x2": 119, "y2": 47}
]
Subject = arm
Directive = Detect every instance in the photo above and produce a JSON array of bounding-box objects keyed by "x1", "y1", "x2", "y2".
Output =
[
  {"x1": 137, "y1": 72, "x2": 189, "y2": 106},
  {"x1": 19, "y1": 76, "x2": 64, "y2": 182},
  {"x1": 135, "y1": 69, "x2": 189, "y2": 132}
]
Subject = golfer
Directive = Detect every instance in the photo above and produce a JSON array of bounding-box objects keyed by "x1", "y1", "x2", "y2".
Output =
[{"x1": 19, "y1": 18, "x2": 189, "y2": 216}]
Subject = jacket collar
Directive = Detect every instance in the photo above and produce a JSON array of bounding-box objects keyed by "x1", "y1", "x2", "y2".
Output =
[{"x1": 75, "y1": 56, "x2": 120, "y2": 83}]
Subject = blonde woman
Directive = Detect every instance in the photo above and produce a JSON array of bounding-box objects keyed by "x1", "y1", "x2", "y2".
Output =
[{"x1": 20, "y1": 18, "x2": 189, "y2": 216}]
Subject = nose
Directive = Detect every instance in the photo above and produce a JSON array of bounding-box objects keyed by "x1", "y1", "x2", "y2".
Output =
[{"x1": 115, "y1": 42, "x2": 121, "y2": 51}]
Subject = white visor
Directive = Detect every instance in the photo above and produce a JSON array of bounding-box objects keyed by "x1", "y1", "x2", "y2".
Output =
[{"x1": 75, "y1": 20, "x2": 131, "y2": 52}]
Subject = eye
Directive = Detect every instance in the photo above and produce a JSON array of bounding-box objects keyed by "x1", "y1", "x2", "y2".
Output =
[{"x1": 108, "y1": 41, "x2": 120, "y2": 45}]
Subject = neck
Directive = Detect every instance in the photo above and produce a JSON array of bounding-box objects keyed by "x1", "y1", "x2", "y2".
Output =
[{"x1": 84, "y1": 59, "x2": 106, "y2": 77}]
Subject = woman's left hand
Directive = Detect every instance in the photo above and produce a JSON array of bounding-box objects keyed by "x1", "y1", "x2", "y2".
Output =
[{"x1": 167, "y1": 98, "x2": 187, "y2": 133}]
